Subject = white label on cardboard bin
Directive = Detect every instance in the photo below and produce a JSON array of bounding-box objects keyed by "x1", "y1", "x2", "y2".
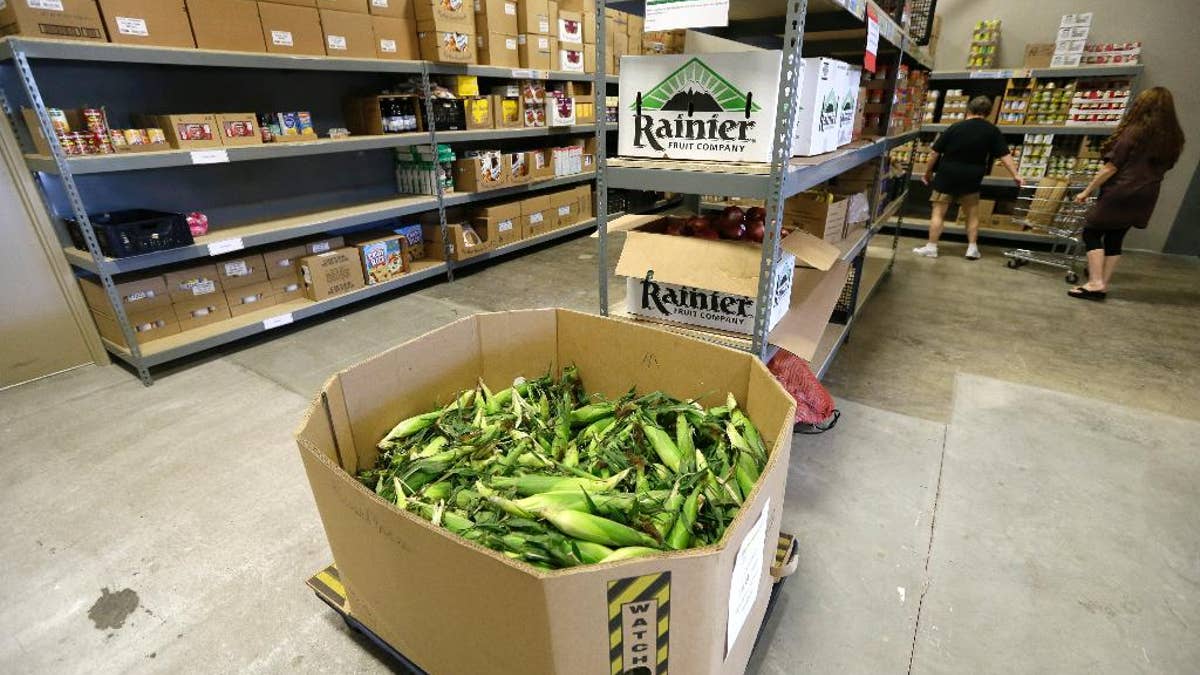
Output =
[
  {"x1": 538, "y1": 17, "x2": 550, "y2": 33},
  {"x1": 263, "y1": 313, "x2": 294, "y2": 330},
  {"x1": 504, "y1": 1, "x2": 516, "y2": 14},
  {"x1": 207, "y1": 237, "x2": 245, "y2": 256},
  {"x1": 311, "y1": 241, "x2": 332, "y2": 253},
  {"x1": 272, "y1": 30, "x2": 294, "y2": 47},
  {"x1": 537, "y1": 36, "x2": 550, "y2": 50},
  {"x1": 726, "y1": 498, "x2": 770, "y2": 655},
  {"x1": 115, "y1": 16, "x2": 149, "y2": 37},
  {"x1": 191, "y1": 149, "x2": 229, "y2": 165},
  {"x1": 557, "y1": 205, "x2": 571, "y2": 216},
  {"x1": 505, "y1": 37, "x2": 517, "y2": 50},
  {"x1": 0, "y1": 1, "x2": 8, "y2": 11},
  {"x1": 498, "y1": 219, "x2": 514, "y2": 232},
  {"x1": 190, "y1": 280, "x2": 217, "y2": 296},
  {"x1": 380, "y1": 39, "x2": 398, "y2": 53},
  {"x1": 530, "y1": 212, "x2": 544, "y2": 224},
  {"x1": 223, "y1": 260, "x2": 249, "y2": 277},
  {"x1": 328, "y1": 35, "x2": 348, "y2": 51},
  {"x1": 27, "y1": 0, "x2": 64, "y2": 11},
  {"x1": 372, "y1": 0, "x2": 388, "y2": 6}
]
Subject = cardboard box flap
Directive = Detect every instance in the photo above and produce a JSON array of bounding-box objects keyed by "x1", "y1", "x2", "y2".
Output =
[
  {"x1": 615, "y1": 231, "x2": 767, "y2": 298},
  {"x1": 767, "y1": 260, "x2": 850, "y2": 360},
  {"x1": 779, "y1": 229, "x2": 838, "y2": 271}
]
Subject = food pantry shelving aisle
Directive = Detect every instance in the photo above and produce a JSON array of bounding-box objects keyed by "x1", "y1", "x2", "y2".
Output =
[
  {"x1": 0, "y1": 36, "x2": 617, "y2": 385},
  {"x1": 595, "y1": 0, "x2": 933, "y2": 375},
  {"x1": 900, "y1": 63, "x2": 1144, "y2": 245}
]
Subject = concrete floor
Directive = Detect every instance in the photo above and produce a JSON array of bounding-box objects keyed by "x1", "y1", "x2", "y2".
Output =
[{"x1": 1, "y1": 231, "x2": 1197, "y2": 673}]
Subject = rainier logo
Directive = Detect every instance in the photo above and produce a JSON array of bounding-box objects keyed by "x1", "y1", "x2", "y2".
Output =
[
  {"x1": 819, "y1": 90, "x2": 839, "y2": 132},
  {"x1": 631, "y1": 58, "x2": 763, "y2": 154}
]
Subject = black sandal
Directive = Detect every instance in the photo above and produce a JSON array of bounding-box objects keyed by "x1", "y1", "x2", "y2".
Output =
[{"x1": 1068, "y1": 287, "x2": 1107, "y2": 301}]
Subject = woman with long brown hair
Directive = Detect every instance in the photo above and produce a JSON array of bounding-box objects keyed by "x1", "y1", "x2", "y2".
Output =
[{"x1": 1069, "y1": 87, "x2": 1186, "y2": 301}]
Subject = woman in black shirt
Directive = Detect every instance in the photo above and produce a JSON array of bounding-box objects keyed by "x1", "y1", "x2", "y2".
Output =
[{"x1": 915, "y1": 96, "x2": 1023, "y2": 260}]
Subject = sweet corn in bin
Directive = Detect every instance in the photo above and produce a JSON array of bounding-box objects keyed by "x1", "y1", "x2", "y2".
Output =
[{"x1": 296, "y1": 309, "x2": 796, "y2": 674}]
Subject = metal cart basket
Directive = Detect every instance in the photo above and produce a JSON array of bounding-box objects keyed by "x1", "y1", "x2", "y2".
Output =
[{"x1": 1004, "y1": 176, "x2": 1093, "y2": 284}]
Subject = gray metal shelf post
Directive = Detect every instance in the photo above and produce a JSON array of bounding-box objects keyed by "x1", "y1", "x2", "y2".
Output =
[
  {"x1": 9, "y1": 46, "x2": 152, "y2": 384},
  {"x1": 418, "y1": 63, "x2": 455, "y2": 280},
  {"x1": 751, "y1": 0, "x2": 810, "y2": 360},
  {"x1": 594, "y1": 0, "x2": 610, "y2": 314}
]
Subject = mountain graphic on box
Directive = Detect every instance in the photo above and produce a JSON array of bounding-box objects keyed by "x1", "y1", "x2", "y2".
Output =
[{"x1": 633, "y1": 58, "x2": 762, "y2": 114}]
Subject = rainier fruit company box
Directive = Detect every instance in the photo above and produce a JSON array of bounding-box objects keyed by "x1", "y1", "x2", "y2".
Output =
[{"x1": 618, "y1": 51, "x2": 783, "y2": 163}]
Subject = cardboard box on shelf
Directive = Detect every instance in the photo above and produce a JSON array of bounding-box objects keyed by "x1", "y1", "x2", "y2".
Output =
[
  {"x1": 557, "y1": 9, "x2": 581, "y2": 46},
  {"x1": 546, "y1": 93, "x2": 575, "y2": 125},
  {"x1": 0, "y1": 0, "x2": 106, "y2": 41},
  {"x1": 491, "y1": 93, "x2": 522, "y2": 127},
  {"x1": 792, "y1": 57, "x2": 841, "y2": 157},
  {"x1": 619, "y1": 51, "x2": 782, "y2": 163},
  {"x1": 557, "y1": 45, "x2": 583, "y2": 72},
  {"x1": 516, "y1": 0, "x2": 549, "y2": 35},
  {"x1": 214, "y1": 113, "x2": 262, "y2": 147},
  {"x1": 521, "y1": 194, "x2": 557, "y2": 237},
  {"x1": 262, "y1": 244, "x2": 308, "y2": 280},
  {"x1": 91, "y1": 305, "x2": 180, "y2": 348},
  {"x1": 505, "y1": 150, "x2": 531, "y2": 184},
  {"x1": 137, "y1": 113, "x2": 221, "y2": 150},
  {"x1": 546, "y1": 0, "x2": 557, "y2": 40},
  {"x1": 318, "y1": 0, "x2": 369, "y2": 12},
  {"x1": 372, "y1": 15, "x2": 420, "y2": 59},
  {"x1": 225, "y1": 279, "x2": 279, "y2": 316},
  {"x1": 463, "y1": 97, "x2": 492, "y2": 129},
  {"x1": 186, "y1": 0, "x2": 268, "y2": 52},
  {"x1": 414, "y1": 0, "x2": 473, "y2": 33},
  {"x1": 300, "y1": 248, "x2": 365, "y2": 300},
  {"x1": 552, "y1": 194, "x2": 578, "y2": 228},
  {"x1": 837, "y1": 65, "x2": 862, "y2": 148},
  {"x1": 173, "y1": 294, "x2": 232, "y2": 332},
  {"x1": 446, "y1": 74, "x2": 479, "y2": 96},
  {"x1": 575, "y1": 184, "x2": 593, "y2": 218},
  {"x1": 214, "y1": 252, "x2": 268, "y2": 290},
  {"x1": 784, "y1": 192, "x2": 849, "y2": 243},
  {"x1": 418, "y1": 30, "x2": 476, "y2": 62},
  {"x1": 421, "y1": 222, "x2": 492, "y2": 261},
  {"x1": 474, "y1": 0, "x2": 516, "y2": 36},
  {"x1": 1023, "y1": 43, "x2": 1055, "y2": 68},
  {"x1": 367, "y1": 0, "x2": 413, "y2": 18},
  {"x1": 97, "y1": 0, "x2": 195, "y2": 48},
  {"x1": 582, "y1": 12, "x2": 594, "y2": 44},
  {"x1": 305, "y1": 235, "x2": 346, "y2": 255},
  {"x1": 164, "y1": 263, "x2": 224, "y2": 303},
  {"x1": 477, "y1": 32, "x2": 519, "y2": 67},
  {"x1": 258, "y1": 2, "x2": 327, "y2": 55},
  {"x1": 453, "y1": 152, "x2": 507, "y2": 192},
  {"x1": 349, "y1": 233, "x2": 412, "y2": 285},
  {"x1": 79, "y1": 274, "x2": 170, "y2": 314},
  {"x1": 517, "y1": 33, "x2": 553, "y2": 70},
  {"x1": 270, "y1": 274, "x2": 306, "y2": 302},
  {"x1": 294, "y1": 308, "x2": 795, "y2": 675},
  {"x1": 258, "y1": 0, "x2": 318, "y2": 5},
  {"x1": 612, "y1": 28, "x2": 627, "y2": 56},
  {"x1": 528, "y1": 147, "x2": 553, "y2": 179},
  {"x1": 345, "y1": 93, "x2": 424, "y2": 134},
  {"x1": 321, "y1": 8, "x2": 377, "y2": 57},
  {"x1": 472, "y1": 200, "x2": 521, "y2": 246},
  {"x1": 583, "y1": 41, "x2": 594, "y2": 73}
]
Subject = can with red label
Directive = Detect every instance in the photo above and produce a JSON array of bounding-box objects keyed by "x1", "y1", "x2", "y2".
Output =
[
  {"x1": 47, "y1": 108, "x2": 71, "y2": 135},
  {"x1": 109, "y1": 129, "x2": 128, "y2": 151},
  {"x1": 82, "y1": 108, "x2": 107, "y2": 135},
  {"x1": 58, "y1": 133, "x2": 82, "y2": 156}
]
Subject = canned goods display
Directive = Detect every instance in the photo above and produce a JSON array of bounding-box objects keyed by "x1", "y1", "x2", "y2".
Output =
[
  {"x1": 109, "y1": 129, "x2": 128, "y2": 150},
  {"x1": 124, "y1": 128, "x2": 145, "y2": 145},
  {"x1": 146, "y1": 128, "x2": 166, "y2": 144},
  {"x1": 92, "y1": 132, "x2": 114, "y2": 154},
  {"x1": 57, "y1": 133, "x2": 81, "y2": 156},
  {"x1": 47, "y1": 108, "x2": 71, "y2": 135}
]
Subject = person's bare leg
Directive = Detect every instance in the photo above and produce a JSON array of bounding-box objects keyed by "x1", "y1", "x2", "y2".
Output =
[
  {"x1": 914, "y1": 202, "x2": 948, "y2": 257},
  {"x1": 1101, "y1": 255, "x2": 1121, "y2": 289},
  {"x1": 963, "y1": 201, "x2": 982, "y2": 259},
  {"x1": 928, "y1": 201, "x2": 949, "y2": 244},
  {"x1": 1082, "y1": 248, "x2": 1106, "y2": 291}
]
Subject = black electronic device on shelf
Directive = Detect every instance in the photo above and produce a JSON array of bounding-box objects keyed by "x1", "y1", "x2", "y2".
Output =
[{"x1": 66, "y1": 209, "x2": 194, "y2": 259}]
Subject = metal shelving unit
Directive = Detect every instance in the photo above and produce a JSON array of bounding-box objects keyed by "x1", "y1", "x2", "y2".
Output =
[
  {"x1": 922, "y1": 122, "x2": 1118, "y2": 135},
  {"x1": 594, "y1": 0, "x2": 929, "y2": 374},
  {"x1": 929, "y1": 64, "x2": 1144, "y2": 80},
  {"x1": 0, "y1": 36, "x2": 611, "y2": 385}
]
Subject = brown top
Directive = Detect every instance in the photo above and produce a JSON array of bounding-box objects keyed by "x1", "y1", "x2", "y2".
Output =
[{"x1": 1085, "y1": 133, "x2": 1174, "y2": 230}]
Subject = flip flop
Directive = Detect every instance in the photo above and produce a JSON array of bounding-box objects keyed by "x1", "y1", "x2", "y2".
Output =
[{"x1": 1068, "y1": 287, "x2": 1107, "y2": 301}]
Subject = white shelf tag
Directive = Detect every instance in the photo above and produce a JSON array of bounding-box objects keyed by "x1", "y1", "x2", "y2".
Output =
[
  {"x1": 512, "y1": 69, "x2": 533, "y2": 78},
  {"x1": 191, "y1": 149, "x2": 229, "y2": 165},
  {"x1": 207, "y1": 238, "x2": 244, "y2": 256},
  {"x1": 263, "y1": 313, "x2": 294, "y2": 330},
  {"x1": 726, "y1": 498, "x2": 770, "y2": 655}
]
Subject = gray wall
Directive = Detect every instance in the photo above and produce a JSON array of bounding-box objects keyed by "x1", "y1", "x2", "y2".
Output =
[{"x1": 934, "y1": 0, "x2": 1200, "y2": 253}]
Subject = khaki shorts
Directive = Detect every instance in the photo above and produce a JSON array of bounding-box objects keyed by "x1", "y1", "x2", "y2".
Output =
[{"x1": 931, "y1": 191, "x2": 980, "y2": 207}]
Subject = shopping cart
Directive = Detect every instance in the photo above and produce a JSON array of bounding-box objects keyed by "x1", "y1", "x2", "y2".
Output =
[{"x1": 1003, "y1": 176, "x2": 1093, "y2": 284}]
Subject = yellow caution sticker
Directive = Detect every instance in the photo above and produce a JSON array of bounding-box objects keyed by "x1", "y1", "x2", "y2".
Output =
[{"x1": 607, "y1": 572, "x2": 670, "y2": 675}]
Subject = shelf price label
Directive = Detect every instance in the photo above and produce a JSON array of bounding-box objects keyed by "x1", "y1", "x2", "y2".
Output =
[
  {"x1": 645, "y1": 0, "x2": 729, "y2": 31},
  {"x1": 864, "y1": 5, "x2": 880, "y2": 73},
  {"x1": 191, "y1": 149, "x2": 229, "y2": 165},
  {"x1": 207, "y1": 238, "x2": 245, "y2": 256},
  {"x1": 263, "y1": 313, "x2": 295, "y2": 330}
]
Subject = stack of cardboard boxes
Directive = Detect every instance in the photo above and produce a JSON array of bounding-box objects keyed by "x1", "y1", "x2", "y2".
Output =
[
  {"x1": 451, "y1": 135, "x2": 594, "y2": 193},
  {"x1": 421, "y1": 183, "x2": 593, "y2": 261},
  {"x1": 0, "y1": 0, "x2": 638, "y2": 69}
]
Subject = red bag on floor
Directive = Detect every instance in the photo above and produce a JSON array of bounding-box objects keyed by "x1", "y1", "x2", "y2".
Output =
[{"x1": 768, "y1": 349, "x2": 840, "y2": 433}]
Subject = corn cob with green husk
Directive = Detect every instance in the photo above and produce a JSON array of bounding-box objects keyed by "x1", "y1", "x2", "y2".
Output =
[{"x1": 358, "y1": 369, "x2": 771, "y2": 569}]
